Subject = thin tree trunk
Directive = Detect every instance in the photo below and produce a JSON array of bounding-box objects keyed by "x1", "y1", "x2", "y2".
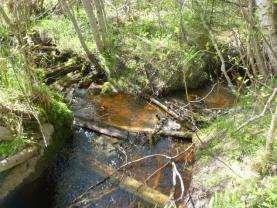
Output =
[
  {"x1": 81, "y1": 0, "x2": 104, "y2": 52},
  {"x1": 60, "y1": 0, "x2": 101, "y2": 67},
  {"x1": 194, "y1": 0, "x2": 235, "y2": 92},
  {"x1": 93, "y1": 0, "x2": 108, "y2": 45},
  {"x1": 204, "y1": 25, "x2": 235, "y2": 92},
  {"x1": 266, "y1": 106, "x2": 277, "y2": 160},
  {"x1": 248, "y1": 0, "x2": 267, "y2": 77}
]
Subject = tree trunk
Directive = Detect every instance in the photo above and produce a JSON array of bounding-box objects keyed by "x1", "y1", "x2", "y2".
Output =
[
  {"x1": 93, "y1": 0, "x2": 108, "y2": 46},
  {"x1": 266, "y1": 106, "x2": 276, "y2": 160},
  {"x1": 257, "y1": 0, "x2": 277, "y2": 74},
  {"x1": 61, "y1": 0, "x2": 92, "y2": 61},
  {"x1": 81, "y1": 0, "x2": 104, "y2": 52}
]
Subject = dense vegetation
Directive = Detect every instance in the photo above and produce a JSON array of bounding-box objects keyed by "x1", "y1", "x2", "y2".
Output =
[{"x1": 0, "y1": 0, "x2": 276, "y2": 207}]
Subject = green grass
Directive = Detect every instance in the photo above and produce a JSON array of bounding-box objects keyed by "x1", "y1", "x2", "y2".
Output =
[
  {"x1": 0, "y1": 136, "x2": 28, "y2": 158},
  {"x1": 210, "y1": 177, "x2": 277, "y2": 208},
  {"x1": 35, "y1": 8, "x2": 95, "y2": 55}
]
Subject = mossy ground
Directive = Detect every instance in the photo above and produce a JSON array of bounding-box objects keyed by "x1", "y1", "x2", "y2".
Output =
[{"x1": 0, "y1": 84, "x2": 72, "y2": 158}]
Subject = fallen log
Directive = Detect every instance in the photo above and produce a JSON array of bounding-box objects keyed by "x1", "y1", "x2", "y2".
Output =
[
  {"x1": 74, "y1": 117, "x2": 132, "y2": 140},
  {"x1": 74, "y1": 117, "x2": 192, "y2": 140},
  {"x1": 0, "y1": 146, "x2": 39, "y2": 172},
  {"x1": 89, "y1": 159, "x2": 170, "y2": 207}
]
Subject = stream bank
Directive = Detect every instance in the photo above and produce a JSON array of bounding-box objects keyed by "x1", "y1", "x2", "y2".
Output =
[{"x1": 0, "y1": 96, "x2": 73, "y2": 201}]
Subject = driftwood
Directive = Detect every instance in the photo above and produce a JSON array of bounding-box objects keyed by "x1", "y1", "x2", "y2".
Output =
[
  {"x1": 89, "y1": 159, "x2": 170, "y2": 207},
  {"x1": 74, "y1": 117, "x2": 192, "y2": 140},
  {"x1": 149, "y1": 98, "x2": 182, "y2": 121},
  {"x1": 0, "y1": 146, "x2": 39, "y2": 172}
]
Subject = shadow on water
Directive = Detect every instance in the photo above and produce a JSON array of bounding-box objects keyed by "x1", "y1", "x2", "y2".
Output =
[{"x1": 1, "y1": 85, "x2": 234, "y2": 208}]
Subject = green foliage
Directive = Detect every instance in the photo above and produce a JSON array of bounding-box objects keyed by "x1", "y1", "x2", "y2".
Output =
[
  {"x1": 0, "y1": 14, "x2": 72, "y2": 158},
  {"x1": 47, "y1": 98, "x2": 73, "y2": 128},
  {"x1": 35, "y1": 8, "x2": 95, "y2": 54},
  {"x1": 195, "y1": 85, "x2": 276, "y2": 207}
]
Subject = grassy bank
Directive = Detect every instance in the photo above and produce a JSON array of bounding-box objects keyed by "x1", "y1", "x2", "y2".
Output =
[{"x1": 192, "y1": 83, "x2": 276, "y2": 207}]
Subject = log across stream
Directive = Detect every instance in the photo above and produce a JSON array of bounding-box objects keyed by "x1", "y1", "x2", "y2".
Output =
[{"x1": 1, "y1": 85, "x2": 234, "y2": 208}]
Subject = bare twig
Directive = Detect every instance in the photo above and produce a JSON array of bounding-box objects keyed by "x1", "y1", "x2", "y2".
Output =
[
  {"x1": 144, "y1": 160, "x2": 170, "y2": 184},
  {"x1": 71, "y1": 143, "x2": 194, "y2": 206},
  {"x1": 172, "y1": 161, "x2": 185, "y2": 201},
  {"x1": 237, "y1": 88, "x2": 277, "y2": 131},
  {"x1": 189, "y1": 83, "x2": 218, "y2": 104}
]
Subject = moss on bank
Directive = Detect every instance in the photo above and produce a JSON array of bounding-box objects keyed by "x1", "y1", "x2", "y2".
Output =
[{"x1": 0, "y1": 85, "x2": 72, "y2": 159}]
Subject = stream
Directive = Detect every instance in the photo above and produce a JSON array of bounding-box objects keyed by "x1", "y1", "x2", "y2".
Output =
[{"x1": 0, "y1": 85, "x2": 234, "y2": 208}]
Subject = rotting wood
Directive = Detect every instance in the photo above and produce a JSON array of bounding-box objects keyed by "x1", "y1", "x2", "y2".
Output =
[
  {"x1": 45, "y1": 63, "x2": 82, "y2": 84},
  {"x1": 0, "y1": 146, "x2": 39, "y2": 172},
  {"x1": 74, "y1": 117, "x2": 193, "y2": 140},
  {"x1": 89, "y1": 159, "x2": 170, "y2": 207}
]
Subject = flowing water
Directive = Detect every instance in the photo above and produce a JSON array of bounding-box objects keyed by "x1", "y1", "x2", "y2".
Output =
[{"x1": 0, "y1": 84, "x2": 234, "y2": 208}]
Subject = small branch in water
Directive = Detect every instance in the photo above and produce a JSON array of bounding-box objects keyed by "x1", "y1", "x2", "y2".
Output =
[
  {"x1": 149, "y1": 97, "x2": 183, "y2": 121},
  {"x1": 144, "y1": 160, "x2": 170, "y2": 185},
  {"x1": 70, "y1": 143, "x2": 194, "y2": 206},
  {"x1": 189, "y1": 83, "x2": 218, "y2": 104}
]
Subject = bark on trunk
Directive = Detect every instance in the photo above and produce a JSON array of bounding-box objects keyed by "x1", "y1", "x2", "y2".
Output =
[
  {"x1": 82, "y1": 0, "x2": 104, "y2": 52},
  {"x1": 60, "y1": 0, "x2": 93, "y2": 61},
  {"x1": 257, "y1": 0, "x2": 277, "y2": 74},
  {"x1": 266, "y1": 106, "x2": 276, "y2": 160},
  {"x1": 93, "y1": 0, "x2": 108, "y2": 46},
  {"x1": 61, "y1": 0, "x2": 105, "y2": 74}
]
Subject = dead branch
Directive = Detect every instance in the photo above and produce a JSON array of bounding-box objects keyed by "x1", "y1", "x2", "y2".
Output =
[
  {"x1": 71, "y1": 143, "x2": 194, "y2": 206},
  {"x1": 144, "y1": 161, "x2": 170, "y2": 184},
  {"x1": 74, "y1": 117, "x2": 193, "y2": 140},
  {"x1": 44, "y1": 63, "x2": 82, "y2": 84},
  {"x1": 266, "y1": 105, "x2": 277, "y2": 160},
  {"x1": 149, "y1": 98, "x2": 182, "y2": 121},
  {"x1": 237, "y1": 88, "x2": 277, "y2": 131}
]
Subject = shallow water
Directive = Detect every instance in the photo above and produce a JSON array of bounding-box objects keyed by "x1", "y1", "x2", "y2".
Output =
[
  {"x1": 1, "y1": 85, "x2": 234, "y2": 208},
  {"x1": 88, "y1": 93, "x2": 164, "y2": 130}
]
